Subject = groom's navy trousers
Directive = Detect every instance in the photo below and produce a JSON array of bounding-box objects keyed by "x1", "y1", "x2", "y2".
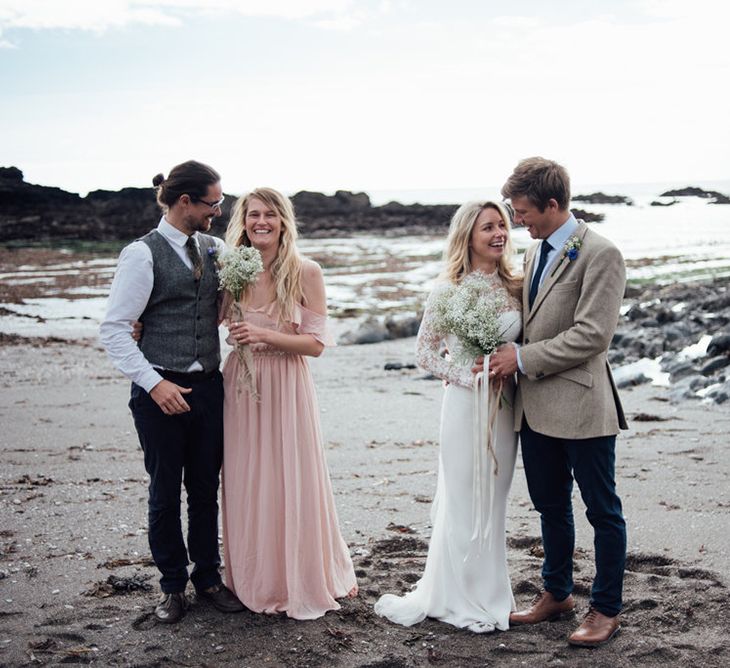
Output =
[
  {"x1": 520, "y1": 418, "x2": 626, "y2": 617},
  {"x1": 129, "y1": 369, "x2": 224, "y2": 594}
]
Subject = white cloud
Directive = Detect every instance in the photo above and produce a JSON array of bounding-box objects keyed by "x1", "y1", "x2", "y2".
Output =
[
  {"x1": 0, "y1": 0, "x2": 400, "y2": 48},
  {"x1": 638, "y1": 0, "x2": 730, "y2": 20},
  {"x1": 311, "y1": 15, "x2": 361, "y2": 31},
  {"x1": 0, "y1": 0, "x2": 369, "y2": 35}
]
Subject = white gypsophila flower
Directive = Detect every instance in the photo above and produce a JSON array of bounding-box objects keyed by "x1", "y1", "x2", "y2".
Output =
[
  {"x1": 217, "y1": 245, "x2": 264, "y2": 300},
  {"x1": 429, "y1": 272, "x2": 507, "y2": 363}
]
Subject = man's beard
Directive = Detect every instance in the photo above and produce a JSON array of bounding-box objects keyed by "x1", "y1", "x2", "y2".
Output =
[{"x1": 187, "y1": 214, "x2": 213, "y2": 233}]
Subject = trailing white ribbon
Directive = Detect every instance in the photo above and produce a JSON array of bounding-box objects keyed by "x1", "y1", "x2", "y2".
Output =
[{"x1": 469, "y1": 357, "x2": 502, "y2": 556}]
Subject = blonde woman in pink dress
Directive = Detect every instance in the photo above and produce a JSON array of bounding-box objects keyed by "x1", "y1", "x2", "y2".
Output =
[{"x1": 222, "y1": 187, "x2": 357, "y2": 620}]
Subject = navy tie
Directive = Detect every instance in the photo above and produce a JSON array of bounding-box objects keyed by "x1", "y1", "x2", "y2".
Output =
[{"x1": 528, "y1": 240, "x2": 552, "y2": 309}]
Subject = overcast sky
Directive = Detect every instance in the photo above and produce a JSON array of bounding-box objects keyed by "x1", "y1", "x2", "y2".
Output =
[{"x1": 1, "y1": 0, "x2": 728, "y2": 196}]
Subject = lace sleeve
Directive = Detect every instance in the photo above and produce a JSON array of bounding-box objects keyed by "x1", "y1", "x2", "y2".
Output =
[{"x1": 415, "y1": 289, "x2": 475, "y2": 389}]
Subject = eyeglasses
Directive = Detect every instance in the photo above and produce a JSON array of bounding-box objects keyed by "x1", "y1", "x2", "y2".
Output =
[{"x1": 191, "y1": 195, "x2": 225, "y2": 210}]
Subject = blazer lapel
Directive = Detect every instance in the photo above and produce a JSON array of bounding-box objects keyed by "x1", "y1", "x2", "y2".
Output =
[
  {"x1": 522, "y1": 244, "x2": 537, "y2": 316},
  {"x1": 525, "y1": 222, "x2": 588, "y2": 325}
]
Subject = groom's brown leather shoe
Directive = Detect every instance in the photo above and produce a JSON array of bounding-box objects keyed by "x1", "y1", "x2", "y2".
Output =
[
  {"x1": 154, "y1": 592, "x2": 188, "y2": 624},
  {"x1": 568, "y1": 608, "x2": 621, "y2": 647},
  {"x1": 509, "y1": 591, "x2": 575, "y2": 626},
  {"x1": 197, "y1": 583, "x2": 245, "y2": 613}
]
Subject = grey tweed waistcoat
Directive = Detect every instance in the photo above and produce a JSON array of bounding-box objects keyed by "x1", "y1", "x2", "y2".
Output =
[{"x1": 138, "y1": 230, "x2": 220, "y2": 373}]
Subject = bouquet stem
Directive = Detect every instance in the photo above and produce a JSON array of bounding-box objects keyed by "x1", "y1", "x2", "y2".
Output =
[{"x1": 228, "y1": 301, "x2": 259, "y2": 401}]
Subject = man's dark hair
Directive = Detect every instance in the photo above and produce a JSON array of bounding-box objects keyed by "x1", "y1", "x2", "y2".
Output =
[{"x1": 152, "y1": 160, "x2": 221, "y2": 211}]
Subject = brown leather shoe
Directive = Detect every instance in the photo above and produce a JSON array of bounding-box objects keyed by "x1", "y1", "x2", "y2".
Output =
[
  {"x1": 509, "y1": 591, "x2": 576, "y2": 626},
  {"x1": 197, "y1": 583, "x2": 245, "y2": 613},
  {"x1": 568, "y1": 607, "x2": 621, "y2": 647},
  {"x1": 154, "y1": 591, "x2": 188, "y2": 624}
]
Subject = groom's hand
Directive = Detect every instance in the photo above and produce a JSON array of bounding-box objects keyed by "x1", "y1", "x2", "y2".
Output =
[
  {"x1": 130, "y1": 320, "x2": 143, "y2": 342},
  {"x1": 489, "y1": 344, "x2": 518, "y2": 378},
  {"x1": 150, "y1": 380, "x2": 192, "y2": 415}
]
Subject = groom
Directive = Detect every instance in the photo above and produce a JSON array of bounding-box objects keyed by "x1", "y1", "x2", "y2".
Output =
[
  {"x1": 490, "y1": 157, "x2": 627, "y2": 647},
  {"x1": 100, "y1": 160, "x2": 243, "y2": 623}
]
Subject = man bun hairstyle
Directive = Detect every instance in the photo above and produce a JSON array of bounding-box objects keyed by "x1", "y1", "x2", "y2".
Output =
[
  {"x1": 152, "y1": 160, "x2": 221, "y2": 211},
  {"x1": 501, "y1": 156, "x2": 571, "y2": 212}
]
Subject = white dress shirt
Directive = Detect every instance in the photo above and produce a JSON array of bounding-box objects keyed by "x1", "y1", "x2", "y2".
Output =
[
  {"x1": 516, "y1": 213, "x2": 579, "y2": 373},
  {"x1": 528, "y1": 213, "x2": 579, "y2": 290},
  {"x1": 99, "y1": 217, "x2": 226, "y2": 392}
]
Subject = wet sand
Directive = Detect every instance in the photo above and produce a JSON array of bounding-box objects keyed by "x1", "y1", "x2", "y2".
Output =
[{"x1": 0, "y1": 337, "x2": 728, "y2": 667}]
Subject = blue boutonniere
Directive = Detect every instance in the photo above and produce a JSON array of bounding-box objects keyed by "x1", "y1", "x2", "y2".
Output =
[
  {"x1": 551, "y1": 235, "x2": 582, "y2": 275},
  {"x1": 207, "y1": 245, "x2": 222, "y2": 270}
]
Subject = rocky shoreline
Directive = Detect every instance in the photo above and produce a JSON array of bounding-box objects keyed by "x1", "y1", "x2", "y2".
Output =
[
  {"x1": 610, "y1": 277, "x2": 730, "y2": 403},
  {"x1": 338, "y1": 276, "x2": 730, "y2": 405},
  {"x1": 0, "y1": 167, "x2": 631, "y2": 243},
  {"x1": 3, "y1": 166, "x2": 727, "y2": 244}
]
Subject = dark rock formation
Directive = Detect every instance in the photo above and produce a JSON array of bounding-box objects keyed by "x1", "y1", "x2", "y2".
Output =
[
  {"x1": 0, "y1": 167, "x2": 236, "y2": 243},
  {"x1": 338, "y1": 317, "x2": 390, "y2": 345},
  {"x1": 291, "y1": 190, "x2": 371, "y2": 214},
  {"x1": 0, "y1": 167, "x2": 612, "y2": 242},
  {"x1": 703, "y1": 380, "x2": 730, "y2": 403},
  {"x1": 571, "y1": 208, "x2": 605, "y2": 223},
  {"x1": 614, "y1": 369, "x2": 650, "y2": 389},
  {"x1": 573, "y1": 192, "x2": 633, "y2": 205},
  {"x1": 659, "y1": 186, "x2": 730, "y2": 204},
  {"x1": 292, "y1": 190, "x2": 459, "y2": 237},
  {"x1": 707, "y1": 332, "x2": 730, "y2": 356},
  {"x1": 612, "y1": 276, "x2": 730, "y2": 404},
  {"x1": 650, "y1": 199, "x2": 678, "y2": 207}
]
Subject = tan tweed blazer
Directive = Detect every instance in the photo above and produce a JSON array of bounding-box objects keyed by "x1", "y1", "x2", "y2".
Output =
[{"x1": 515, "y1": 222, "x2": 628, "y2": 439}]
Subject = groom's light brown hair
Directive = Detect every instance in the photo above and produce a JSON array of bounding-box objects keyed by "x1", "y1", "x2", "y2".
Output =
[{"x1": 501, "y1": 157, "x2": 571, "y2": 212}]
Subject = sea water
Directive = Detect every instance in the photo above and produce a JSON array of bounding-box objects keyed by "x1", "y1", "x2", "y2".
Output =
[{"x1": 1, "y1": 181, "x2": 728, "y2": 340}]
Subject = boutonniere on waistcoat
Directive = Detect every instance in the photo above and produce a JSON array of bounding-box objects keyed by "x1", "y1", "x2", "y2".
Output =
[
  {"x1": 551, "y1": 235, "x2": 582, "y2": 276},
  {"x1": 207, "y1": 246, "x2": 222, "y2": 270}
]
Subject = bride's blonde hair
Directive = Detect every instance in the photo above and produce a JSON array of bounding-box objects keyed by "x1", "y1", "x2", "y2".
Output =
[
  {"x1": 225, "y1": 187, "x2": 303, "y2": 321},
  {"x1": 441, "y1": 200, "x2": 522, "y2": 299}
]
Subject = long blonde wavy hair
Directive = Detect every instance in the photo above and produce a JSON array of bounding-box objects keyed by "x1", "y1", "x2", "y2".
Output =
[
  {"x1": 225, "y1": 187, "x2": 303, "y2": 322},
  {"x1": 441, "y1": 200, "x2": 522, "y2": 298}
]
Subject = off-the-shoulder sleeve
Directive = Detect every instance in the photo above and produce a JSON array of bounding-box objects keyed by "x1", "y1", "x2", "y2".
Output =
[
  {"x1": 415, "y1": 287, "x2": 475, "y2": 389},
  {"x1": 293, "y1": 304, "x2": 336, "y2": 347}
]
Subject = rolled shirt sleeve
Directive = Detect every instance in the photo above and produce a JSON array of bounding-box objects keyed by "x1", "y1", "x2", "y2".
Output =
[{"x1": 99, "y1": 241, "x2": 163, "y2": 393}]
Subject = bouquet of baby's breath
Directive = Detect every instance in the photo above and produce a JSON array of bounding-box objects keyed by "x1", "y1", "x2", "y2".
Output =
[
  {"x1": 218, "y1": 246, "x2": 264, "y2": 399},
  {"x1": 218, "y1": 246, "x2": 264, "y2": 302},
  {"x1": 429, "y1": 272, "x2": 508, "y2": 365}
]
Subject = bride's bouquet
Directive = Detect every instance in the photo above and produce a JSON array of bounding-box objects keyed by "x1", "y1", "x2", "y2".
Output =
[
  {"x1": 429, "y1": 272, "x2": 510, "y2": 365},
  {"x1": 218, "y1": 245, "x2": 265, "y2": 399}
]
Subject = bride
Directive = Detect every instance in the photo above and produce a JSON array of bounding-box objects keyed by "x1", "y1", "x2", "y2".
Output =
[{"x1": 374, "y1": 200, "x2": 522, "y2": 633}]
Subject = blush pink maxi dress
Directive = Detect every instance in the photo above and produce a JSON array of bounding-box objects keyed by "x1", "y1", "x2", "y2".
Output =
[{"x1": 221, "y1": 300, "x2": 356, "y2": 620}]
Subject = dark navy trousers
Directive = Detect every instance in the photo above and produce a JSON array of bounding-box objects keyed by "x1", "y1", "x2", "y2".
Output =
[
  {"x1": 129, "y1": 370, "x2": 224, "y2": 594},
  {"x1": 520, "y1": 418, "x2": 626, "y2": 617}
]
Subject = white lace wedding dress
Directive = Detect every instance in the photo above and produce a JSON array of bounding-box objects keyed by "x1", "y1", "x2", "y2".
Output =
[{"x1": 374, "y1": 271, "x2": 522, "y2": 633}]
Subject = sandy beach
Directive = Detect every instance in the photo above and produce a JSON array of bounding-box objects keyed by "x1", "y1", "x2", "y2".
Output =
[{"x1": 1, "y1": 334, "x2": 728, "y2": 667}]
